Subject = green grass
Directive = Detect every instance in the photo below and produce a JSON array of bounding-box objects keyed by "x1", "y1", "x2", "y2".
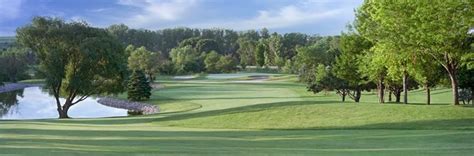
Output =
[
  {"x1": 18, "y1": 79, "x2": 46, "y2": 84},
  {"x1": 1, "y1": 73, "x2": 473, "y2": 155}
]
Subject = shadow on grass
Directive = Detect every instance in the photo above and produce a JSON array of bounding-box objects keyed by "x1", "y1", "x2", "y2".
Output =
[
  {"x1": 268, "y1": 118, "x2": 474, "y2": 131},
  {"x1": 152, "y1": 100, "x2": 341, "y2": 122},
  {"x1": 156, "y1": 96, "x2": 301, "y2": 101},
  {"x1": 382, "y1": 102, "x2": 448, "y2": 106},
  {"x1": 0, "y1": 115, "x2": 160, "y2": 125}
]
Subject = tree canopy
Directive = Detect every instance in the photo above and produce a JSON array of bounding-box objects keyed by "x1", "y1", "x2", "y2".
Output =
[{"x1": 16, "y1": 17, "x2": 128, "y2": 118}]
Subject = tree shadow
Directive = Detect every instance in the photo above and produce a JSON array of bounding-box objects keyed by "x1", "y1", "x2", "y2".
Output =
[
  {"x1": 153, "y1": 100, "x2": 341, "y2": 122},
  {"x1": 290, "y1": 118, "x2": 474, "y2": 130},
  {"x1": 382, "y1": 102, "x2": 448, "y2": 106}
]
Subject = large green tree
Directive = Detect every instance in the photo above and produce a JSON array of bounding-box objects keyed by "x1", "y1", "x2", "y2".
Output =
[
  {"x1": 170, "y1": 45, "x2": 203, "y2": 73},
  {"x1": 196, "y1": 39, "x2": 219, "y2": 54},
  {"x1": 16, "y1": 17, "x2": 127, "y2": 118},
  {"x1": 358, "y1": 44, "x2": 388, "y2": 103},
  {"x1": 356, "y1": 0, "x2": 473, "y2": 105},
  {"x1": 333, "y1": 30, "x2": 373, "y2": 102},
  {"x1": 237, "y1": 38, "x2": 256, "y2": 69},
  {"x1": 307, "y1": 64, "x2": 350, "y2": 102},
  {"x1": 267, "y1": 33, "x2": 284, "y2": 67},
  {"x1": 410, "y1": 56, "x2": 444, "y2": 105},
  {"x1": 127, "y1": 46, "x2": 160, "y2": 81},
  {"x1": 204, "y1": 51, "x2": 221, "y2": 73},
  {"x1": 216, "y1": 55, "x2": 238, "y2": 73}
]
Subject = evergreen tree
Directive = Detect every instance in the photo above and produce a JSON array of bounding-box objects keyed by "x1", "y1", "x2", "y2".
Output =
[
  {"x1": 255, "y1": 42, "x2": 266, "y2": 67},
  {"x1": 127, "y1": 70, "x2": 152, "y2": 101}
]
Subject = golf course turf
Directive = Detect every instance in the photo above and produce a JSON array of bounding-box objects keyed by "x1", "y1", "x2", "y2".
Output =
[{"x1": 1, "y1": 73, "x2": 473, "y2": 155}]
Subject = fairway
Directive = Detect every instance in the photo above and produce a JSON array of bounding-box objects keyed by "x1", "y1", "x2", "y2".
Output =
[{"x1": 1, "y1": 74, "x2": 473, "y2": 155}]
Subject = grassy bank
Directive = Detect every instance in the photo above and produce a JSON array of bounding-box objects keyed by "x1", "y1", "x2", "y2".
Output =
[{"x1": 1, "y1": 73, "x2": 473, "y2": 155}]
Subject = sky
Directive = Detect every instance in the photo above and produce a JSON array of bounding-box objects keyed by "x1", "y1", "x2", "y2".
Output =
[{"x1": 0, "y1": 0, "x2": 363, "y2": 36}]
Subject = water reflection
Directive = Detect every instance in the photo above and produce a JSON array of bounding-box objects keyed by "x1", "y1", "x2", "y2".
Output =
[
  {"x1": 0, "y1": 87, "x2": 128, "y2": 120},
  {"x1": 0, "y1": 89, "x2": 24, "y2": 117}
]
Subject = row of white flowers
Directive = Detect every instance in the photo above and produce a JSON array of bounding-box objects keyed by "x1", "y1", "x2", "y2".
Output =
[{"x1": 97, "y1": 97, "x2": 159, "y2": 115}]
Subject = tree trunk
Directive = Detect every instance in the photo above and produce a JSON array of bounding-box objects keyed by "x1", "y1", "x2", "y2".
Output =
[
  {"x1": 403, "y1": 71, "x2": 408, "y2": 104},
  {"x1": 426, "y1": 85, "x2": 431, "y2": 105},
  {"x1": 442, "y1": 59, "x2": 460, "y2": 105},
  {"x1": 471, "y1": 87, "x2": 473, "y2": 105},
  {"x1": 354, "y1": 89, "x2": 361, "y2": 102},
  {"x1": 336, "y1": 89, "x2": 348, "y2": 102},
  {"x1": 388, "y1": 90, "x2": 392, "y2": 102},
  {"x1": 395, "y1": 90, "x2": 401, "y2": 103},
  {"x1": 447, "y1": 68, "x2": 460, "y2": 105},
  {"x1": 148, "y1": 73, "x2": 155, "y2": 83},
  {"x1": 58, "y1": 101, "x2": 72, "y2": 119},
  {"x1": 58, "y1": 109, "x2": 70, "y2": 118},
  {"x1": 378, "y1": 78, "x2": 385, "y2": 104}
]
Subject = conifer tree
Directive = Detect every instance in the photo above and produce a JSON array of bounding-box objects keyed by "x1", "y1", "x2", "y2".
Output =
[{"x1": 127, "y1": 70, "x2": 152, "y2": 101}]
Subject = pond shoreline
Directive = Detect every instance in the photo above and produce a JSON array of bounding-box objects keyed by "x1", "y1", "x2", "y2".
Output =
[
  {"x1": 0, "y1": 83, "x2": 41, "y2": 94},
  {"x1": 97, "y1": 98, "x2": 159, "y2": 115}
]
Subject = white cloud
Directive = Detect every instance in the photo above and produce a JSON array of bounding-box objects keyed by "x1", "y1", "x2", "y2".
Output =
[
  {"x1": 88, "y1": 8, "x2": 110, "y2": 13},
  {"x1": 117, "y1": 0, "x2": 198, "y2": 27},
  {"x1": 190, "y1": 0, "x2": 349, "y2": 30},
  {"x1": 0, "y1": 0, "x2": 23, "y2": 21}
]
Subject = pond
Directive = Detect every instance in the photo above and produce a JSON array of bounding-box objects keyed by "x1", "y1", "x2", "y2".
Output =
[{"x1": 0, "y1": 87, "x2": 128, "y2": 120}]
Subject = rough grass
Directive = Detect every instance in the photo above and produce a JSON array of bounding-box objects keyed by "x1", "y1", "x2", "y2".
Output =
[{"x1": 1, "y1": 74, "x2": 473, "y2": 155}]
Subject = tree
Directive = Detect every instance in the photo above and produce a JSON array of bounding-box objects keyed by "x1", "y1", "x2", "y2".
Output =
[
  {"x1": 107, "y1": 24, "x2": 129, "y2": 45},
  {"x1": 0, "y1": 89, "x2": 24, "y2": 116},
  {"x1": 295, "y1": 37, "x2": 334, "y2": 81},
  {"x1": 356, "y1": 1, "x2": 473, "y2": 105},
  {"x1": 333, "y1": 30, "x2": 373, "y2": 102},
  {"x1": 127, "y1": 70, "x2": 152, "y2": 101},
  {"x1": 282, "y1": 59, "x2": 297, "y2": 74},
  {"x1": 358, "y1": 45, "x2": 388, "y2": 104},
  {"x1": 0, "y1": 47, "x2": 30, "y2": 82},
  {"x1": 260, "y1": 28, "x2": 270, "y2": 39},
  {"x1": 179, "y1": 37, "x2": 202, "y2": 48},
  {"x1": 124, "y1": 45, "x2": 135, "y2": 56},
  {"x1": 204, "y1": 51, "x2": 221, "y2": 73},
  {"x1": 383, "y1": 45, "x2": 413, "y2": 104},
  {"x1": 458, "y1": 66, "x2": 474, "y2": 104},
  {"x1": 267, "y1": 33, "x2": 284, "y2": 67},
  {"x1": 410, "y1": 57, "x2": 444, "y2": 105},
  {"x1": 16, "y1": 17, "x2": 127, "y2": 118},
  {"x1": 307, "y1": 64, "x2": 350, "y2": 102},
  {"x1": 127, "y1": 46, "x2": 160, "y2": 81},
  {"x1": 170, "y1": 45, "x2": 203, "y2": 73},
  {"x1": 282, "y1": 33, "x2": 308, "y2": 59},
  {"x1": 216, "y1": 55, "x2": 237, "y2": 73},
  {"x1": 255, "y1": 42, "x2": 266, "y2": 67},
  {"x1": 196, "y1": 39, "x2": 219, "y2": 54},
  {"x1": 237, "y1": 38, "x2": 256, "y2": 69}
]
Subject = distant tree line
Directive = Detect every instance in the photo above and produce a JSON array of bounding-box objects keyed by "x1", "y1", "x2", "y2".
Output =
[{"x1": 106, "y1": 26, "x2": 321, "y2": 74}]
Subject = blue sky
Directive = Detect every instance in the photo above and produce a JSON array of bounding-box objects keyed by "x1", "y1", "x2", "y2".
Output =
[{"x1": 0, "y1": 0, "x2": 363, "y2": 36}]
